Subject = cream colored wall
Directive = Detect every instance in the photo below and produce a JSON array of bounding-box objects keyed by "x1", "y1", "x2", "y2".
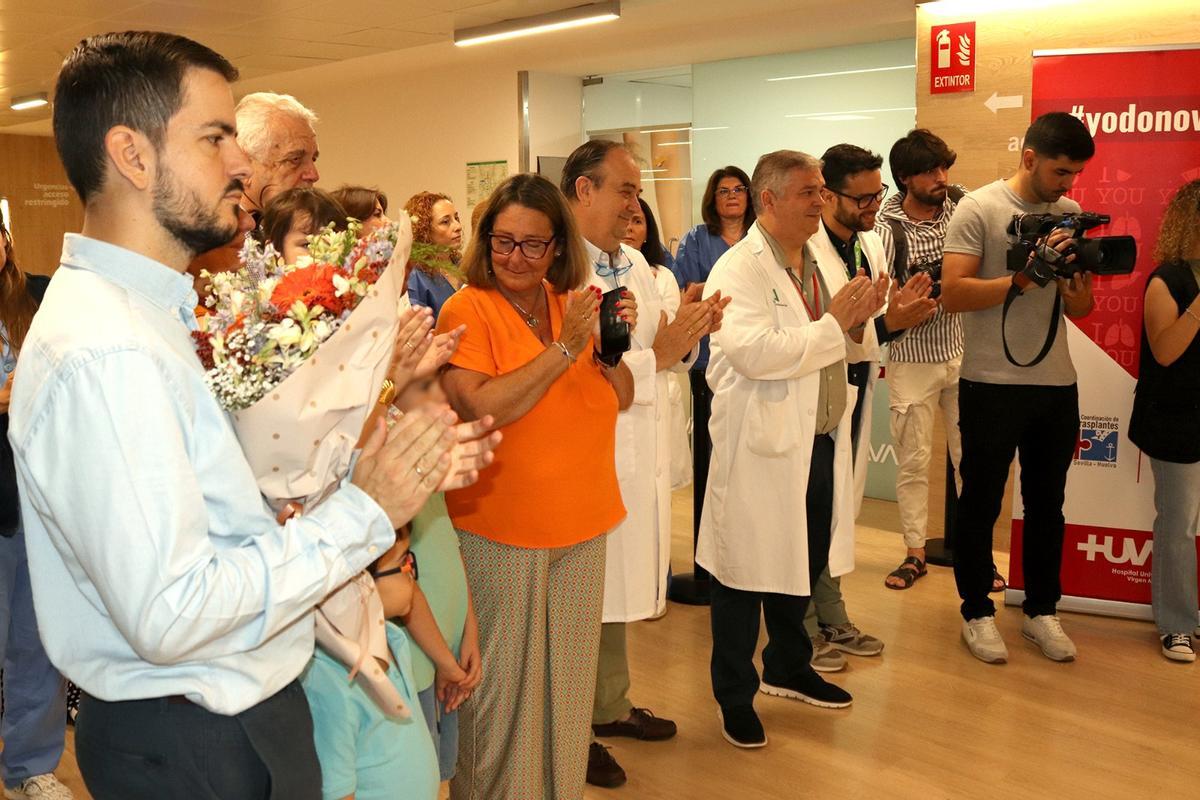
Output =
[{"x1": 235, "y1": 45, "x2": 522, "y2": 235}]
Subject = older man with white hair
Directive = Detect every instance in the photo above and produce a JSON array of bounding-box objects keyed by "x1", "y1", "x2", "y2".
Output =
[{"x1": 235, "y1": 92, "x2": 321, "y2": 216}]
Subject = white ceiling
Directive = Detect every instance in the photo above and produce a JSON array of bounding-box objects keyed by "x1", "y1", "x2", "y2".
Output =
[{"x1": 0, "y1": 0, "x2": 915, "y2": 132}]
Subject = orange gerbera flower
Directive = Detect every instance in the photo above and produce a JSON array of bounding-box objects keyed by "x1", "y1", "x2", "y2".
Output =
[{"x1": 270, "y1": 264, "x2": 347, "y2": 316}]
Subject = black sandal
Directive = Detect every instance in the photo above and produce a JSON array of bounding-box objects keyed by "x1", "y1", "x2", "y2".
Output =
[
  {"x1": 990, "y1": 566, "x2": 1008, "y2": 593},
  {"x1": 885, "y1": 556, "x2": 927, "y2": 590}
]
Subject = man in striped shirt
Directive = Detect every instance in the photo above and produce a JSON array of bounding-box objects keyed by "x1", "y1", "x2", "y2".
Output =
[{"x1": 876, "y1": 129, "x2": 1006, "y2": 594}]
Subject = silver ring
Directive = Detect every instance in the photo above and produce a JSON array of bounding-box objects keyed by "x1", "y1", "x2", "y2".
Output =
[
  {"x1": 851, "y1": 294, "x2": 859, "y2": 301},
  {"x1": 415, "y1": 465, "x2": 425, "y2": 476},
  {"x1": 404, "y1": 342, "x2": 416, "y2": 350}
]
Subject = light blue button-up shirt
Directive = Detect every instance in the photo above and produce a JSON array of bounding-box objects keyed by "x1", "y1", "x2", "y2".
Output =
[{"x1": 7, "y1": 234, "x2": 395, "y2": 715}]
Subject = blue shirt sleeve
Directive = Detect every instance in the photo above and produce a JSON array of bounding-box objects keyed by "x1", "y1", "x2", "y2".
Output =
[
  {"x1": 671, "y1": 227, "x2": 700, "y2": 289},
  {"x1": 13, "y1": 347, "x2": 395, "y2": 666}
]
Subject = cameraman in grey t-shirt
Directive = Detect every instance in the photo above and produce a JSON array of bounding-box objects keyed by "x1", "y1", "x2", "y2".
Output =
[{"x1": 941, "y1": 112, "x2": 1097, "y2": 665}]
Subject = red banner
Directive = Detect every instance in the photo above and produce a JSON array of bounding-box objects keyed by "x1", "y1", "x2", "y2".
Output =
[{"x1": 1010, "y1": 47, "x2": 1200, "y2": 613}]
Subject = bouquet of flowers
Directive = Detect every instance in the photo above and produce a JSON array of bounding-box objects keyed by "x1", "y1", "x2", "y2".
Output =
[
  {"x1": 194, "y1": 217, "x2": 411, "y2": 511},
  {"x1": 194, "y1": 217, "x2": 415, "y2": 718}
]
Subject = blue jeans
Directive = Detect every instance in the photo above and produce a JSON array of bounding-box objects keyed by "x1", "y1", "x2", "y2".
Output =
[
  {"x1": 418, "y1": 685, "x2": 459, "y2": 782},
  {"x1": 0, "y1": 527, "x2": 67, "y2": 788},
  {"x1": 1150, "y1": 457, "x2": 1200, "y2": 635}
]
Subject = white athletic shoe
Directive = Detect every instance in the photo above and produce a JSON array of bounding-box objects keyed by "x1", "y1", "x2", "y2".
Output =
[
  {"x1": 962, "y1": 616, "x2": 1008, "y2": 663},
  {"x1": 1021, "y1": 614, "x2": 1077, "y2": 662},
  {"x1": 4, "y1": 774, "x2": 74, "y2": 800}
]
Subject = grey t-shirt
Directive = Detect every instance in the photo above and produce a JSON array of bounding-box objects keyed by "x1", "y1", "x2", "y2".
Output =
[{"x1": 943, "y1": 179, "x2": 1080, "y2": 386}]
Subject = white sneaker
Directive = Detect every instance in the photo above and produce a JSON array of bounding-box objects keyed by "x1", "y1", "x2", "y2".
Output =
[
  {"x1": 1021, "y1": 614, "x2": 1077, "y2": 662},
  {"x1": 4, "y1": 774, "x2": 74, "y2": 800},
  {"x1": 962, "y1": 616, "x2": 1008, "y2": 663},
  {"x1": 1161, "y1": 633, "x2": 1196, "y2": 663}
]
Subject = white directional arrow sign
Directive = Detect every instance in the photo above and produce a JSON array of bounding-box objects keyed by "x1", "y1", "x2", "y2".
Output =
[{"x1": 984, "y1": 92, "x2": 1023, "y2": 114}]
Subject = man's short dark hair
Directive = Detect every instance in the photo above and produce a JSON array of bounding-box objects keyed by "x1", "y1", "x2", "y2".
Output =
[
  {"x1": 1024, "y1": 112, "x2": 1095, "y2": 162},
  {"x1": 53, "y1": 31, "x2": 238, "y2": 203},
  {"x1": 819, "y1": 144, "x2": 884, "y2": 192},
  {"x1": 560, "y1": 139, "x2": 626, "y2": 200},
  {"x1": 889, "y1": 129, "x2": 957, "y2": 193}
]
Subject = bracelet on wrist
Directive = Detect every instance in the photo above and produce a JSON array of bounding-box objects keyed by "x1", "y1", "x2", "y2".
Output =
[
  {"x1": 552, "y1": 341, "x2": 575, "y2": 363},
  {"x1": 1186, "y1": 307, "x2": 1200, "y2": 324}
]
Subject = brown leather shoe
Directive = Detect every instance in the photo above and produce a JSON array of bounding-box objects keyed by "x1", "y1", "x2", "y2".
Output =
[
  {"x1": 586, "y1": 742, "x2": 627, "y2": 788},
  {"x1": 592, "y1": 707, "x2": 678, "y2": 741}
]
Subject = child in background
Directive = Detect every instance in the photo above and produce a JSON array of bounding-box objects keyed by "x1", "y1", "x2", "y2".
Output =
[
  {"x1": 301, "y1": 532, "x2": 440, "y2": 800},
  {"x1": 394, "y1": 370, "x2": 483, "y2": 783}
]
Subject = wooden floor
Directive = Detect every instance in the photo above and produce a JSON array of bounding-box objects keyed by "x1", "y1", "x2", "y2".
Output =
[{"x1": 17, "y1": 489, "x2": 1197, "y2": 799}]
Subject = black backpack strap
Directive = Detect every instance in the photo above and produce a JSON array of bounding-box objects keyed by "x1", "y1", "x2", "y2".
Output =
[{"x1": 886, "y1": 218, "x2": 910, "y2": 282}]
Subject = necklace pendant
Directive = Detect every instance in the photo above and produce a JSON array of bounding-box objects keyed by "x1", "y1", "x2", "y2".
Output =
[{"x1": 526, "y1": 316, "x2": 539, "y2": 329}]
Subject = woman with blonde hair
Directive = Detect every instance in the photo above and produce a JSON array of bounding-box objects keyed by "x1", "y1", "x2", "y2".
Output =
[
  {"x1": 406, "y1": 191, "x2": 465, "y2": 317},
  {"x1": 1129, "y1": 179, "x2": 1200, "y2": 662},
  {"x1": 436, "y1": 173, "x2": 635, "y2": 799}
]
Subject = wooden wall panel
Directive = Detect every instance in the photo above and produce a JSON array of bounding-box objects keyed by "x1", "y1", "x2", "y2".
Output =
[
  {"x1": 0, "y1": 133, "x2": 82, "y2": 276},
  {"x1": 916, "y1": 0, "x2": 1200, "y2": 189}
]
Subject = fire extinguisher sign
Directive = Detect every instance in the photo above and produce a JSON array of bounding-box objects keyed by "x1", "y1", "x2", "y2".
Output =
[{"x1": 931, "y1": 21, "x2": 976, "y2": 94}]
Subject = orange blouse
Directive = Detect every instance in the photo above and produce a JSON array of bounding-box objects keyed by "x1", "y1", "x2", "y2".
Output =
[{"x1": 435, "y1": 283, "x2": 625, "y2": 549}]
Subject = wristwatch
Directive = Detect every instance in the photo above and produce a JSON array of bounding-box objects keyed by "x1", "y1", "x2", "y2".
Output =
[{"x1": 378, "y1": 378, "x2": 396, "y2": 407}]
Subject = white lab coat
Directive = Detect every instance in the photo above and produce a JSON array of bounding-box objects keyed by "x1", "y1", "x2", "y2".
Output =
[
  {"x1": 586, "y1": 243, "x2": 683, "y2": 622},
  {"x1": 696, "y1": 224, "x2": 857, "y2": 596},
  {"x1": 809, "y1": 224, "x2": 890, "y2": 516},
  {"x1": 648, "y1": 264, "x2": 694, "y2": 490}
]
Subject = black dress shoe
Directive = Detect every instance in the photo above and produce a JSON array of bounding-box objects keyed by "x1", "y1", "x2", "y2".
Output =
[
  {"x1": 592, "y1": 707, "x2": 678, "y2": 741},
  {"x1": 760, "y1": 674, "x2": 852, "y2": 708},
  {"x1": 718, "y1": 705, "x2": 767, "y2": 748},
  {"x1": 586, "y1": 742, "x2": 627, "y2": 788}
]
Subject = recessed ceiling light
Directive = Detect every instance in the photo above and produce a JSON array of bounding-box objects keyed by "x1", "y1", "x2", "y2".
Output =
[
  {"x1": 10, "y1": 92, "x2": 48, "y2": 111},
  {"x1": 455, "y1": 1, "x2": 620, "y2": 47}
]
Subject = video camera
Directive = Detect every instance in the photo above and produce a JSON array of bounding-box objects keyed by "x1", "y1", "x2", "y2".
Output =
[{"x1": 1005, "y1": 212, "x2": 1137, "y2": 287}]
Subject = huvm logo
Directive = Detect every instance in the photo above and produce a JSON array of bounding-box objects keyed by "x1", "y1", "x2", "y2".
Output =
[{"x1": 1076, "y1": 534, "x2": 1152, "y2": 566}]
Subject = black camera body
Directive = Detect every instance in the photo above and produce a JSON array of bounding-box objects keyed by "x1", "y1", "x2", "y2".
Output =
[
  {"x1": 910, "y1": 258, "x2": 943, "y2": 300},
  {"x1": 1006, "y1": 212, "x2": 1137, "y2": 287}
]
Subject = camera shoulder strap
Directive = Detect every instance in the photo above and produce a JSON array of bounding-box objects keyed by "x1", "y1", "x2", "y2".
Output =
[{"x1": 1001, "y1": 284, "x2": 1061, "y2": 367}]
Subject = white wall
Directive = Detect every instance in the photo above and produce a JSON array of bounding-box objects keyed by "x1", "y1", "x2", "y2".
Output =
[
  {"x1": 527, "y1": 71, "x2": 584, "y2": 168},
  {"x1": 236, "y1": 45, "x2": 522, "y2": 233}
]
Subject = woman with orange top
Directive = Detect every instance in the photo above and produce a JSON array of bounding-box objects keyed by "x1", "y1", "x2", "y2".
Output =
[{"x1": 436, "y1": 173, "x2": 635, "y2": 800}]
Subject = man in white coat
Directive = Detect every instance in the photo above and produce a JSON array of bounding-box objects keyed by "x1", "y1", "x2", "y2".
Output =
[
  {"x1": 805, "y1": 144, "x2": 937, "y2": 671},
  {"x1": 698, "y1": 150, "x2": 883, "y2": 749},
  {"x1": 561, "y1": 140, "x2": 728, "y2": 787}
]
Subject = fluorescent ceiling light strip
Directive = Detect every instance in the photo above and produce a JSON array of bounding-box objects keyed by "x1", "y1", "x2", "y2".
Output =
[
  {"x1": 811, "y1": 114, "x2": 873, "y2": 121},
  {"x1": 455, "y1": 1, "x2": 620, "y2": 47},
  {"x1": 640, "y1": 125, "x2": 729, "y2": 134},
  {"x1": 10, "y1": 92, "x2": 48, "y2": 111},
  {"x1": 653, "y1": 140, "x2": 691, "y2": 147},
  {"x1": 787, "y1": 106, "x2": 916, "y2": 118},
  {"x1": 767, "y1": 64, "x2": 915, "y2": 82}
]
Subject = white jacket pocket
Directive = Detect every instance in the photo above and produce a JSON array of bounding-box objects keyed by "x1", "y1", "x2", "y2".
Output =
[{"x1": 745, "y1": 382, "x2": 800, "y2": 457}]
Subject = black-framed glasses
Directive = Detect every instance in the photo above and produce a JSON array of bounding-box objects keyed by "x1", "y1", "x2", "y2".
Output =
[
  {"x1": 715, "y1": 185, "x2": 747, "y2": 198},
  {"x1": 371, "y1": 550, "x2": 418, "y2": 582},
  {"x1": 827, "y1": 184, "x2": 889, "y2": 209},
  {"x1": 489, "y1": 234, "x2": 556, "y2": 259}
]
